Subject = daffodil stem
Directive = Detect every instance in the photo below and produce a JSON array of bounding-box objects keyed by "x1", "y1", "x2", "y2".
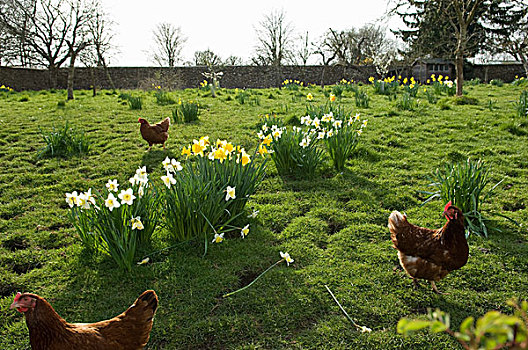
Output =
[
  {"x1": 223, "y1": 260, "x2": 283, "y2": 298},
  {"x1": 324, "y1": 284, "x2": 363, "y2": 331}
]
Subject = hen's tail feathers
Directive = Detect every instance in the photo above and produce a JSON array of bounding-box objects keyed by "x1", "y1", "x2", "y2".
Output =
[
  {"x1": 158, "y1": 117, "x2": 170, "y2": 132},
  {"x1": 388, "y1": 211, "x2": 407, "y2": 245}
]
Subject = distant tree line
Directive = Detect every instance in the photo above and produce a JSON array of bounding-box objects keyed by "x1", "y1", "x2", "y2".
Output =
[{"x1": 1, "y1": 1, "x2": 527, "y2": 97}]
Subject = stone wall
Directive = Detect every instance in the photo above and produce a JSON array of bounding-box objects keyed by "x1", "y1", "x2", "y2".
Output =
[{"x1": 0, "y1": 63, "x2": 524, "y2": 91}]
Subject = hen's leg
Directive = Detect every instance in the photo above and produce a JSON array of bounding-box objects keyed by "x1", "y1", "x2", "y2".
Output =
[
  {"x1": 412, "y1": 278, "x2": 419, "y2": 289},
  {"x1": 431, "y1": 281, "x2": 448, "y2": 295}
]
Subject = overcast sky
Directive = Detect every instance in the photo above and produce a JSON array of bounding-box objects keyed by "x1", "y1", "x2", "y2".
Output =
[{"x1": 103, "y1": 0, "x2": 400, "y2": 66}]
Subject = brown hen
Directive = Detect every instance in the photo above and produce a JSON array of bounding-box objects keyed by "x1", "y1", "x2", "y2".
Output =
[
  {"x1": 10, "y1": 290, "x2": 158, "y2": 350},
  {"x1": 388, "y1": 202, "x2": 468, "y2": 294},
  {"x1": 138, "y1": 117, "x2": 170, "y2": 150}
]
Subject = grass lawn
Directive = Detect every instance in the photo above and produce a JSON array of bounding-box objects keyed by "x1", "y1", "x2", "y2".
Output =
[{"x1": 0, "y1": 82, "x2": 527, "y2": 349}]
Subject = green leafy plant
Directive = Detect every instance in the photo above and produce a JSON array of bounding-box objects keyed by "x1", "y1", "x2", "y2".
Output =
[
  {"x1": 260, "y1": 125, "x2": 324, "y2": 179},
  {"x1": 354, "y1": 90, "x2": 370, "y2": 108},
  {"x1": 235, "y1": 90, "x2": 251, "y2": 104},
  {"x1": 515, "y1": 90, "x2": 528, "y2": 118},
  {"x1": 173, "y1": 100, "x2": 199, "y2": 123},
  {"x1": 65, "y1": 167, "x2": 161, "y2": 271},
  {"x1": 396, "y1": 92, "x2": 417, "y2": 111},
  {"x1": 490, "y1": 79, "x2": 504, "y2": 87},
  {"x1": 154, "y1": 89, "x2": 175, "y2": 105},
  {"x1": 397, "y1": 299, "x2": 528, "y2": 350},
  {"x1": 304, "y1": 103, "x2": 367, "y2": 172},
  {"x1": 423, "y1": 88, "x2": 438, "y2": 104},
  {"x1": 162, "y1": 138, "x2": 266, "y2": 253},
  {"x1": 127, "y1": 96, "x2": 143, "y2": 110},
  {"x1": 37, "y1": 122, "x2": 91, "y2": 159},
  {"x1": 421, "y1": 159, "x2": 508, "y2": 237}
]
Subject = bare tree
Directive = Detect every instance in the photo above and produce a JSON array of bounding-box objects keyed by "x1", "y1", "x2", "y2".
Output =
[
  {"x1": 295, "y1": 31, "x2": 312, "y2": 65},
  {"x1": 251, "y1": 9, "x2": 294, "y2": 66},
  {"x1": 80, "y1": 2, "x2": 117, "y2": 94},
  {"x1": 312, "y1": 31, "x2": 339, "y2": 87},
  {"x1": 224, "y1": 55, "x2": 243, "y2": 65},
  {"x1": 193, "y1": 49, "x2": 222, "y2": 67},
  {"x1": 150, "y1": 23, "x2": 186, "y2": 67},
  {"x1": 0, "y1": 0, "x2": 97, "y2": 89}
]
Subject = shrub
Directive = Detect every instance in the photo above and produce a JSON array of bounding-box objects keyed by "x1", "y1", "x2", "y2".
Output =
[
  {"x1": 515, "y1": 90, "x2": 528, "y2": 118},
  {"x1": 19, "y1": 95, "x2": 29, "y2": 102},
  {"x1": 162, "y1": 138, "x2": 266, "y2": 251},
  {"x1": 65, "y1": 167, "x2": 161, "y2": 271},
  {"x1": 37, "y1": 122, "x2": 91, "y2": 159},
  {"x1": 421, "y1": 159, "x2": 507, "y2": 237},
  {"x1": 173, "y1": 100, "x2": 199, "y2": 123},
  {"x1": 57, "y1": 100, "x2": 66, "y2": 108}
]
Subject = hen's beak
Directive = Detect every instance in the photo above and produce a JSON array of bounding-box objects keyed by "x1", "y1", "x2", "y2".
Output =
[{"x1": 9, "y1": 300, "x2": 19, "y2": 309}]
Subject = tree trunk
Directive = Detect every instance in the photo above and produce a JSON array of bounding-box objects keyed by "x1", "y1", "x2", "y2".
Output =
[
  {"x1": 455, "y1": 53, "x2": 464, "y2": 96},
  {"x1": 89, "y1": 67, "x2": 96, "y2": 97},
  {"x1": 100, "y1": 57, "x2": 116, "y2": 91},
  {"x1": 48, "y1": 65, "x2": 58, "y2": 89},
  {"x1": 320, "y1": 65, "x2": 326, "y2": 88},
  {"x1": 67, "y1": 54, "x2": 77, "y2": 100}
]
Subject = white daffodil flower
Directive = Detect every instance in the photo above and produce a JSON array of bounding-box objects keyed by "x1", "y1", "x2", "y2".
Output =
[
  {"x1": 247, "y1": 210, "x2": 259, "y2": 219},
  {"x1": 241, "y1": 224, "x2": 250, "y2": 238},
  {"x1": 161, "y1": 172, "x2": 176, "y2": 189},
  {"x1": 130, "y1": 216, "x2": 144, "y2": 230},
  {"x1": 105, "y1": 193, "x2": 121, "y2": 211},
  {"x1": 280, "y1": 251, "x2": 294, "y2": 266},
  {"x1": 225, "y1": 186, "x2": 236, "y2": 201},
  {"x1": 118, "y1": 188, "x2": 136, "y2": 205},
  {"x1": 212, "y1": 233, "x2": 224, "y2": 243},
  {"x1": 162, "y1": 157, "x2": 173, "y2": 172},
  {"x1": 105, "y1": 179, "x2": 119, "y2": 192},
  {"x1": 65, "y1": 191, "x2": 77, "y2": 208},
  {"x1": 171, "y1": 159, "x2": 183, "y2": 171}
]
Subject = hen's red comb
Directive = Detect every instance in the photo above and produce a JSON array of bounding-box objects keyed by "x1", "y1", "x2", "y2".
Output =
[
  {"x1": 444, "y1": 201, "x2": 452, "y2": 212},
  {"x1": 14, "y1": 292, "x2": 22, "y2": 302}
]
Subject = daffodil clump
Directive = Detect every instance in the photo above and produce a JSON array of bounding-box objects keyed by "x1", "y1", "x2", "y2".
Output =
[
  {"x1": 0, "y1": 84, "x2": 14, "y2": 92},
  {"x1": 161, "y1": 136, "x2": 266, "y2": 249},
  {"x1": 258, "y1": 122, "x2": 324, "y2": 179},
  {"x1": 282, "y1": 79, "x2": 304, "y2": 91},
  {"x1": 65, "y1": 166, "x2": 161, "y2": 271},
  {"x1": 369, "y1": 76, "x2": 399, "y2": 96},
  {"x1": 429, "y1": 74, "x2": 455, "y2": 96},
  {"x1": 173, "y1": 100, "x2": 199, "y2": 123},
  {"x1": 304, "y1": 103, "x2": 368, "y2": 172}
]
